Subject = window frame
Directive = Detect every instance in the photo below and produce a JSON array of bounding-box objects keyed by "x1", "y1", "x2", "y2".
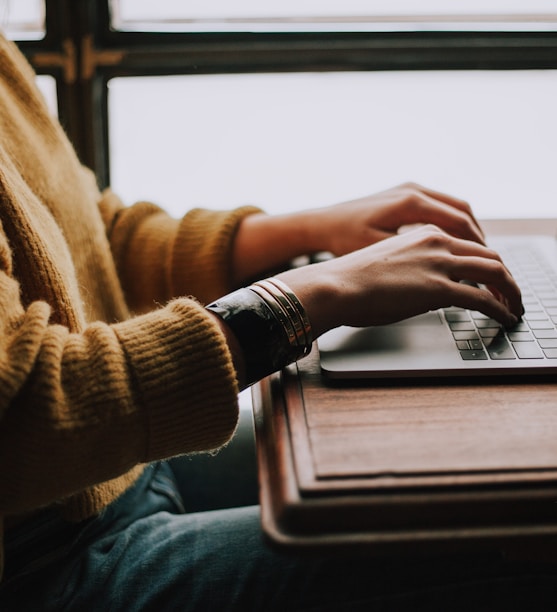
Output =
[{"x1": 14, "y1": 0, "x2": 557, "y2": 189}]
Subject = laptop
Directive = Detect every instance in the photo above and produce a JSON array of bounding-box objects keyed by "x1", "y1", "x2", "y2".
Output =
[{"x1": 318, "y1": 234, "x2": 557, "y2": 380}]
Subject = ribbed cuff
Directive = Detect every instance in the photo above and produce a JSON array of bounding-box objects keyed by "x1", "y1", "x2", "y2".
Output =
[
  {"x1": 170, "y1": 206, "x2": 262, "y2": 304},
  {"x1": 113, "y1": 298, "x2": 239, "y2": 460}
]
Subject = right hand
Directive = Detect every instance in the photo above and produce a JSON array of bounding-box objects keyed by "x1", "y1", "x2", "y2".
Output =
[{"x1": 277, "y1": 224, "x2": 524, "y2": 339}]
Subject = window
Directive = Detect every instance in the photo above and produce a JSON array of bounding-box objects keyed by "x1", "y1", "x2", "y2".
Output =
[
  {"x1": 109, "y1": 70, "x2": 557, "y2": 219},
  {"x1": 8, "y1": 0, "x2": 557, "y2": 219},
  {"x1": 2, "y1": 0, "x2": 45, "y2": 40},
  {"x1": 111, "y1": 0, "x2": 557, "y2": 33},
  {"x1": 3, "y1": 1, "x2": 54, "y2": 114},
  {"x1": 35, "y1": 74, "x2": 57, "y2": 116}
]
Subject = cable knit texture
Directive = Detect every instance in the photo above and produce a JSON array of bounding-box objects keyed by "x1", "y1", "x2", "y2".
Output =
[{"x1": 0, "y1": 34, "x2": 262, "y2": 577}]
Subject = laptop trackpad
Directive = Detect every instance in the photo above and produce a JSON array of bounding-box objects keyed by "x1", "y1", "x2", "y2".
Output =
[
  {"x1": 320, "y1": 311, "x2": 443, "y2": 352},
  {"x1": 318, "y1": 310, "x2": 457, "y2": 378}
]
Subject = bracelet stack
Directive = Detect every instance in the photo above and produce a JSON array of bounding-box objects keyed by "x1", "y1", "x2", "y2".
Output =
[{"x1": 206, "y1": 278, "x2": 313, "y2": 386}]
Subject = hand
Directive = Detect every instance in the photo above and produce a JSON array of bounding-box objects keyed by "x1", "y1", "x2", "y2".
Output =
[
  {"x1": 278, "y1": 224, "x2": 523, "y2": 339},
  {"x1": 309, "y1": 182, "x2": 485, "y2": 256},
  {"x1": 232, "y1": 182, "x2": 484, "y2": 286}
]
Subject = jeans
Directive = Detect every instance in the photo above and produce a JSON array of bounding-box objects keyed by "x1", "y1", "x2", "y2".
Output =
[{"x1": 1, "y1": 460, "x2": 557, "y2": 611}]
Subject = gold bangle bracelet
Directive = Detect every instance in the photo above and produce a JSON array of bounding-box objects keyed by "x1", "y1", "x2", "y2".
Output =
[
  {"x1": 252, "y1": 281, "x2": 306, "y2": 350},
  {"x1": 263, "y1": 278, "x2": 313, "y2": 353}
]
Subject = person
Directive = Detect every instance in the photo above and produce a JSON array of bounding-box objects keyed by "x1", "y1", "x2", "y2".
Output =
[{"x1": 0, "y1": 28, "x2": 555, "y2": 612}]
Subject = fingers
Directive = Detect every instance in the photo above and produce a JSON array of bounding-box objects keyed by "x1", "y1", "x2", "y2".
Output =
[
  {"x1": 295, "y1": 222, "x2": 524, "y2": 334},
  {"x1": 405, "y1": 182, "x2": 480, "y2": 222},
  {"x1": 445, "y1": 280, "x2": 520, "y2": 328},
  {"x1": 402, "y1": 181, "x2": 482, "y2": 229},
  {"x1": 434, "y1": 235, "x2": 524, "y2": 322},
  {"x1": 395, "y1": 183, "x2": 485, "y2": 244},
  {"x1": 396, "y1": 226, "x2": 522, "y2": 323}
]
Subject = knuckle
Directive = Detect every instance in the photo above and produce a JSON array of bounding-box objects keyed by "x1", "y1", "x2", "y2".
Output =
[
  {"x1": 455, "y1": 212, "x2": 474, "y2": 231},
  {"x1": 420, "y1": 225, "x2": 448, "y2": 248},
  {"x1": 486, "y1": 257, "x2": 506, "y2": 275},
  {"x1": 399, "y1": 185, "x2": 423, "y2": 207},
  {"x1": 459, "y1": 200, "x2": 474, "y2": 215}
]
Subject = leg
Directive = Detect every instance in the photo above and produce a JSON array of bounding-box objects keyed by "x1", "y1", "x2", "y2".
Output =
[{"x1": 4, "y1": 462, "x2": 557, "y2": 612}]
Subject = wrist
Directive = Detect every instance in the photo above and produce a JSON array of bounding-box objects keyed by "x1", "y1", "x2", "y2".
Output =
[
  {"x1": 232, "y1": 211, "x2": 325, "y2": 284},
  {"x1": 206, "y1": 280, "x2": 312, "y2": 388},
  {"x1": 276, "y1": 264, "x2": 342, "y2": 339}
]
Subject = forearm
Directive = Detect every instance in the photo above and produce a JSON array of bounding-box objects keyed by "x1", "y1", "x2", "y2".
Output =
[
  {"x1": 231, "y1": 210, "x2": 328, "y2": 286},
  {"x1": 100, "y1": 189, "x2": 262, "y2": 307}
]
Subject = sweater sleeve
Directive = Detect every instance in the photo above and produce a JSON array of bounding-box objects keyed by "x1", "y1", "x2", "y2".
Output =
[
  {"x1": 0, "y1": 217, "x2": 240, "y2": 514},
  {"x1": 0, "y1": 295, "x2": 239, "y2": 516},
  {"x1": 98, "y1": 189, "x2": 262, "y2": 311}
]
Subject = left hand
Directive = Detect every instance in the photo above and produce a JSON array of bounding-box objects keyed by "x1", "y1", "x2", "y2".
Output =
[{"x1": 309, "y1": 182, "x2": 485, "y2": 256}]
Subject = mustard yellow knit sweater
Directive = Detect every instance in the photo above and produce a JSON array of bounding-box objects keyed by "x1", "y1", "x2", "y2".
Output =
[{"x1": 0, "y1": 34, "x2": 260, "y2": 575}]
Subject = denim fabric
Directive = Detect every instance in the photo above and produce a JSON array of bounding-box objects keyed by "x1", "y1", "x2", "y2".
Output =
[{"x1": 1, "y1": 461, "x2": 556, "y2": 612}]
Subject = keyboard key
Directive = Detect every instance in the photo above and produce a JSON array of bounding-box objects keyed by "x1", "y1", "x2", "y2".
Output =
[
  {"x1": 525, "y1": 312, "x2": 552, "y2": 321},
  {"x1": 456, "y1": 340, "x2": 470, "y2": 350},
  {"x1": 449, "y1": 322, "x2": 476, "y2": 331},
  {"x1": 445, "y1": 311, "x2": 471, "y2": 322},
  {"x1": 524, "y1": 304, "x2": 544, "y2": 313},
  {"x1": 533, "y1": 329, "x2": 557, "y2": 339},
  {"x1": 453, "y1": 331, "x2": 480, "y2": 341},
  {"x1": 543, "y1": 348, "x2": 557, "y2": 359},
  {"x1": 479, "y1": 328, "x2": 501, "y2": 338},
  {"x1": 527, "y1": 320, "x2": 554, "y2": 330},
  {"x1": 538, "y1": 338, "x2": 557, "y2": 349},
  {"x1": 507, "y1": 331, "x2": 533, "y2": 342},
  {"x1": 469, "y1": 339, "x2": 484, "y2": 350},
  {"x1": 459, "y1": 349, "x2": 488, "y2": 360},
  {"x1": 485, "y1": 335, "x2": 516, "y2": 359},
  {"x1": 475, "y1": 319, "x2": 501, "y2": 328},
  {"x1": 538, "y1": 292, "x2": 557, "y2": 300},
  {"x1": 520, "y1": 294, "x2": 538, "y2": 303},
  {"x1": 512, "y1": 342, "x2": 543, "y2": 359}
]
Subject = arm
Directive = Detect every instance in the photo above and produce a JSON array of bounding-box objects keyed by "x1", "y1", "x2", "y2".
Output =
[
  {"x1": 231, "y1": 183, "x2": 486, "y2": 286},
  {"x1": 98, "y1": 189, "x2": 263, "y2": 308},
  {"x1": 0, "y1": 217, "x2": 239, "y2": 515},
  {"x1": 222, "y1": 224, "x2": 523, "y2": 390},
  {"x1": 0, "y1": 297, "x2": 240, "y2": 516},
  {"x1": 278, "y1": 224, "x2": 522, "y2": 340}
]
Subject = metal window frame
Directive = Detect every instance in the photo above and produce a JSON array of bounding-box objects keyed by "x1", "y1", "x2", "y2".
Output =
[{"x1": 14, "y1": 0, "x2": 557, "y2": 189}]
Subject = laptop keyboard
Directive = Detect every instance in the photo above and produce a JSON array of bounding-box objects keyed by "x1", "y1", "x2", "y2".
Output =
[{"x1": 444, "y1": 242, "x2": 557, "y2": 361}]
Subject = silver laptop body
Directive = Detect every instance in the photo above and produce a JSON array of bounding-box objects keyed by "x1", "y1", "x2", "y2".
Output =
[{"x1": 318, "y1": 235, "x2": 557, "y2": 380}]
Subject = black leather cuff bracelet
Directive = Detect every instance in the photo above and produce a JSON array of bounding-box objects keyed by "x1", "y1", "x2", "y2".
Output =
[{"x1": 206, "y1": 282, "x2": 312, "y2": 387}]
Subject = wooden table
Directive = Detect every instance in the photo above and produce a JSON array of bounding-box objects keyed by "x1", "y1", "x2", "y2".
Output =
[{"x1": 252, "y1": 219, "x2": 557, "y2": 558}]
